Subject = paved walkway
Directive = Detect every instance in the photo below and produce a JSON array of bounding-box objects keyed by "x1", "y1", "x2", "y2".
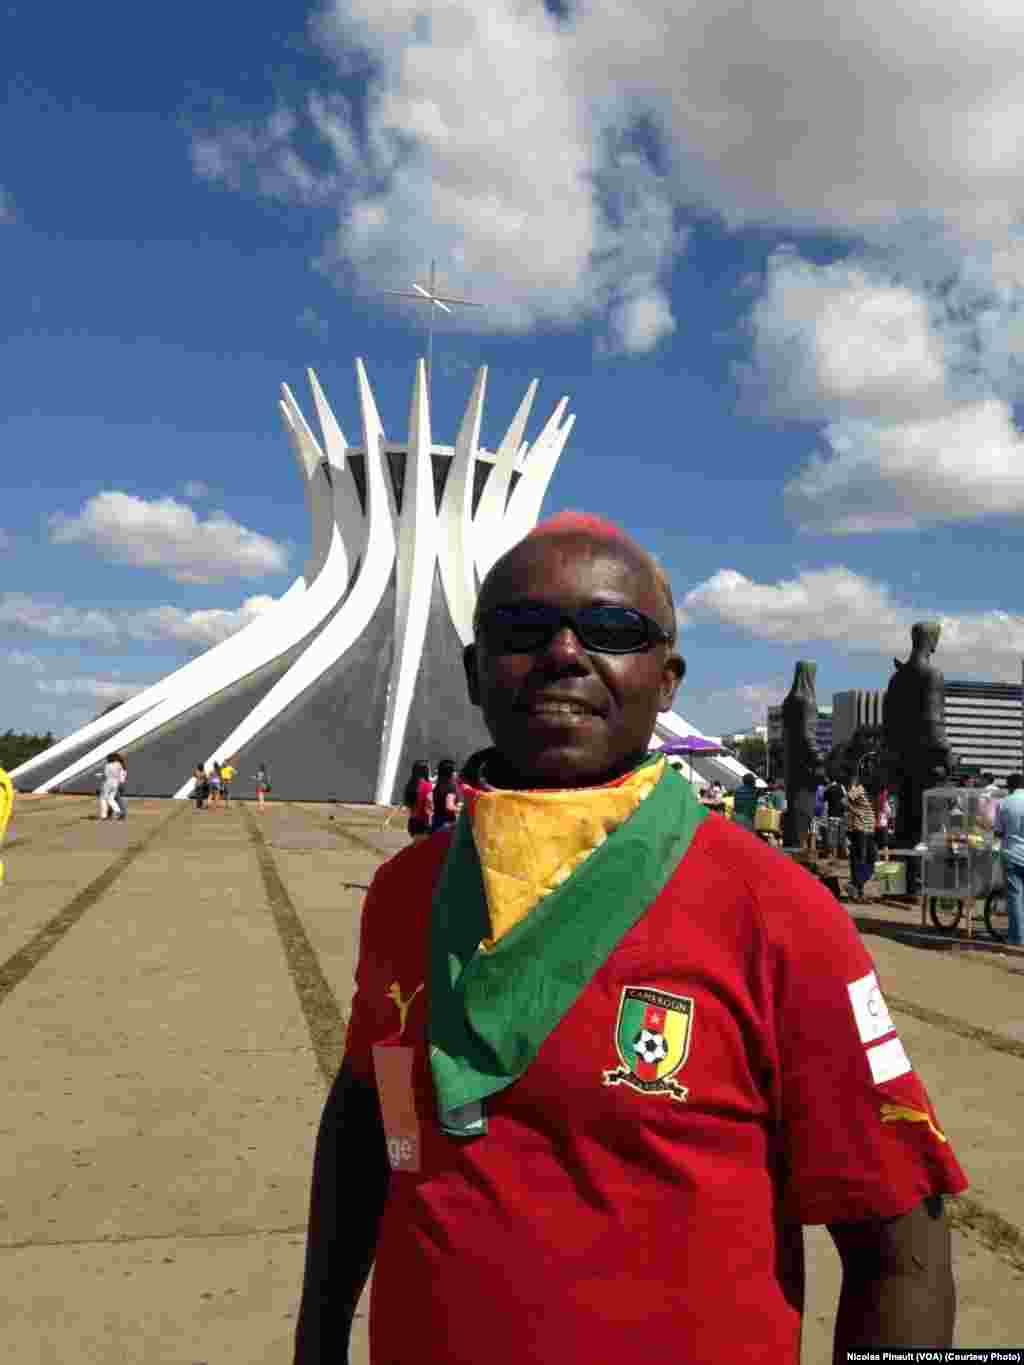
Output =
[{"x1": 1, "y1": 797, "x2": 1022, "y2": 1362}]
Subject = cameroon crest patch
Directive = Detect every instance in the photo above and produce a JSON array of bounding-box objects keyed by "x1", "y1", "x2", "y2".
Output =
[{"x1": 602, "y1": 986, "x2": 694, "y2": 1101}]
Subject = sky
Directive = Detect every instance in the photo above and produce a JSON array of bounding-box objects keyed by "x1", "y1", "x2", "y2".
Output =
[{"x1": 5, "y1": 0, "x2": 1024, "y2": 744}]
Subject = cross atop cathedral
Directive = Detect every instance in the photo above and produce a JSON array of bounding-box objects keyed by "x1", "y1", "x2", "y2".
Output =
[{"x1": 382, "y1": 260, "x2": 484, "y2": 404}]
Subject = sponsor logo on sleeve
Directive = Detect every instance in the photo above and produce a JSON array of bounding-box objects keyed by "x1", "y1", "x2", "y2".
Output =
[
  {"x1": 848, "y1": 970, "x2": 916, "y2": 1085},
  {"x1": 848, "y1": 971, "x2": 896, "y2": 1044},
  {"x1": 865, "y1": 1035, "x2": 913, "y2": 1084}
]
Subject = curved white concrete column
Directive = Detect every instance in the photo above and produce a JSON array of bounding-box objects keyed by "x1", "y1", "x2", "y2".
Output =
[
  {"x1": 438, "y1": 366, "x2": 487, "y2": 647},
  {"x1": 29, "y1": 375, "x2": 359, "y2": 795},
  {"x1": 473, "y1": 379, "x2": 537, "y2": 582},
  {"x1": 375, "y1": 360, "x2": 442, "y2": 804},
  {"x1": 306, "y1": 367, "x2": 367, "y2": 576},
  {"x1": 498, "y1": 400, "x2": 575, "y2": 560},
  {"x1": 38, "y1": 519, "x2": 347, "y2": 795},
  {"x1": 194, "y1": 363, "x2": 578, "y2": 803},
  {"x1": 19, "y1": 354, "x2": 585, "y2": 804},
  {"x1": 279, "y1": 388, "x2": 337, "y2": 582},
  {"x1": 195, "y1": 356, "x2": 399, "y2": 782}
]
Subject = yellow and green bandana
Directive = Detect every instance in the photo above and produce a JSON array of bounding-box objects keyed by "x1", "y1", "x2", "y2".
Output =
[{"x1": 428, "y1": 755, "x2": 708, "y2": 1137}]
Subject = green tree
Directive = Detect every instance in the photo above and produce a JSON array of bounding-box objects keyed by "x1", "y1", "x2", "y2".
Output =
[{"x1": 0, "y1": 730, "x2": 55, "y2": 772}]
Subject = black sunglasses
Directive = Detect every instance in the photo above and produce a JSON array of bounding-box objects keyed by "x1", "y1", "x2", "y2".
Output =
[{"x1": 477, "y1": 602, "x2": 673, "y2": 655}]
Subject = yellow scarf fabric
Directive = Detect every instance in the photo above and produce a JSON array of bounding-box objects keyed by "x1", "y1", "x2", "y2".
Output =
[{"x1": 465, "y1": 758, "x2": 667, "y2": 951}]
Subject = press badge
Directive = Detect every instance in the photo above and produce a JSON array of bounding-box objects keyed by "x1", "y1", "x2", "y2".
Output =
[{"x1": 373, "y1": 1044, "x2": 421, "y2": 1173}]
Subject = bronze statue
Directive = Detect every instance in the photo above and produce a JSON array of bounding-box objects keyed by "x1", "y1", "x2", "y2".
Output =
[
  {"x1": 882, "y1": 622, "x2": 954, "y2": 884},
  {"x1": 781, "y1": 660, "x2": 824, "y2": 849}
]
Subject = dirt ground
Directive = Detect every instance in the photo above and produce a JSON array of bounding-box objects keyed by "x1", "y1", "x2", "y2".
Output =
[{"x1": 1, "y1": 795, "x2": 1022, "y2": 1363}]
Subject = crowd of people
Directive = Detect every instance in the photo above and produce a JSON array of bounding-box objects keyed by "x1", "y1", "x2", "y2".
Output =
[
  {"x1": 406, "y1": 747, "x2": 1010, "y2": 913},
  {"x1": 190, "y1": 758, "x2": 239, "y2": 809}
]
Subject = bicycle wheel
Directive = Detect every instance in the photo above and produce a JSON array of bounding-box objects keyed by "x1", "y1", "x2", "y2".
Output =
[
  {"x1": 984, "y1": 887, "x2": 1008, "y2": 942},
  {"x1": 928, "y1": 896, "x2": 963, "y2": 931}
]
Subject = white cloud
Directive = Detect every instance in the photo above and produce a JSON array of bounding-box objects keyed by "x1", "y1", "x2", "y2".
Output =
[
  {"x1": 36, "y1": 677, "x2": 143, "y2": 704},
  {"x1": 608, "y1": 288, "x2": 676, "y2": 354},
  {"x1": 182, "y1": 481, "x2": 210, "y2": 500},
  {"x1": 188, "y1": 0, "x2": 1024, "y2": 427},
  {"x1": 574, "y1": 0, "x2": 1024, "y2": 242},
  {"x1": 739, "y1": 251, "x2": 950, "y2": 422},
  {"x1": 738, "y1": 247, "x2": 1024, "y2": 532},
  {"x1": 785, "y1": 398, "x2": 1024, "y2": 534},
  {"x1": 191, "y1": 0, "x2": 1024, "y2": 350},
  {"x1": 683, "y1": 564, "x2": 1024, "y2": 680},
  {"x1": 49, "y1": 492, "x2": 288, "y2": 584},
  {"x1": 0, "y1": 592, "x2": 277, "y2": 648},
  {"x1": 191, "y1": 2, "x2": 679, "y2": 352}
]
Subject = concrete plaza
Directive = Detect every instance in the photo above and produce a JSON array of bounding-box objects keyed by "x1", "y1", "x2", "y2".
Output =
[{"x1": 1, "y1": 795, "x2": 1022, "y2": 1363}]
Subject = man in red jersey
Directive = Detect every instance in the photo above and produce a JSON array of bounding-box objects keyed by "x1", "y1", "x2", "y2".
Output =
[{"x1": 294, "y1": 513, "x2": 965, "y2": 1365}]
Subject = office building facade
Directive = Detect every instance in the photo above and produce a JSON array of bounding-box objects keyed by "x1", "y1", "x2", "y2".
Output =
[{"x1": 943, "y1": 679, "x2": 1022, "y2": 781}]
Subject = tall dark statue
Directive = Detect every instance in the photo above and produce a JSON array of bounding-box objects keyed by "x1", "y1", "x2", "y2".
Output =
[
  {"x1": 883, "y1": 622, "x2": 954, "y2": 878},
  {"x1": 782, "y1": 660, "x2": 824, "y2": 849}
]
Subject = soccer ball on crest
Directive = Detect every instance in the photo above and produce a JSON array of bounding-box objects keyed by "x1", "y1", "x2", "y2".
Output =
[{"x1": 632, "y1": 1028, "x2": 669, "y2": 1065}]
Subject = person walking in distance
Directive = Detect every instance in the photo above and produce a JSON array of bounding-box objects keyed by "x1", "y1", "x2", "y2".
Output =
[
  {"x1": 402, "y1": 761, "x2": 433, "y2": 840},
  {"x1": 192, "y1": 764, "x2": 209, "y2": 810},
  {"x1": 293, "y1": 511, "x2": 964, "y2": 1365},
  {"x1": 99, "y1": 753, "x2": 125, "y2": 821},
  {"x1": 846, "y1": 775, "x2": 878, "y2": 902},
  {"x1": 430, "y1": 759, "x2": 462, "y2": 833},
  {"x1": 208, "y1": 761, "x2": 223, "y2": 807},
  {"x1": 220, "y1": 758, "x2": 236, "y2": 805},
  {"x1": 994, "y1": 773, "x2": 1024, "y2": 946},
  {"x1": 254, "y1": 763, "x2": 270, "y2": 809}
]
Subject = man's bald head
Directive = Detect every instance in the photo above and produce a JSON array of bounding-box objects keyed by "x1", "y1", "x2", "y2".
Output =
[{"x1": 476, "y1": 512, "x2": 677, "y2": 641}]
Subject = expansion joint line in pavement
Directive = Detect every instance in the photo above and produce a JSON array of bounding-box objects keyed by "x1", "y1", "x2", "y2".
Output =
[
  {"x1": 283, "y1": 802, "x2": 393, "y2": 860},
  {"x1": 0, "y1": 805, "x2": 189, "y2": 1010},
  {"x1": 258, "y1": 807, "x2": 1024, "y2": 1275},
  {"x1": 4, "y1": 806, "x2": 100, "y2": 853},
  {"x1": 241, "y1": 805, "x2": 347, "y2": 1087},
  {"x1": 884, "y1": 995, "x2": 1024, "y2": 1063},
  {"x1": 946, "y1": 1194, "x2": 1024, "y2": 1275},
  {"x1": 4, "y1": 1221, "x2": 307, "y2": 1252}
]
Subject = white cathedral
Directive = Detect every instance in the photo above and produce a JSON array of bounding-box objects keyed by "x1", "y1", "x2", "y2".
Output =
[{"x1": 12, "y1": 359, "x2": 749, "y2": 802}]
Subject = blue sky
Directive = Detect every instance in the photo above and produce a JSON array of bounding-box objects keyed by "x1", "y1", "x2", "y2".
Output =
[{"x1": 5, "y1": 0, "x2": 1024, "y2": 743}]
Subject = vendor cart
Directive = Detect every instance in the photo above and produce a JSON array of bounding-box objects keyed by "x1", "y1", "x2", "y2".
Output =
[{"x1": 919, "y1": 786, "x2": 997, "y2": 937}]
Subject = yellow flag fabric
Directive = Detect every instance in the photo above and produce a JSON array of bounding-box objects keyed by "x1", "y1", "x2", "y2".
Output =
[{"x1": 465, "y1": 759, "x2": 666, "y2": 950}]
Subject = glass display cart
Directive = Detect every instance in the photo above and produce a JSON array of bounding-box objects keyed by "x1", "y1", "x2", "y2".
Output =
[{"x1": 919, "y1": 785, "x2": 997, "y2": 936}]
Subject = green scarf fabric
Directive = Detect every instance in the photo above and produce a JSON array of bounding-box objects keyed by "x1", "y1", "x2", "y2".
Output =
[{"x1": 428, "y1": 759, "x2": 708, "y2": 1137}]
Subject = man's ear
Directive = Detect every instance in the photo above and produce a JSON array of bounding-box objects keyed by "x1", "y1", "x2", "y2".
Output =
[
  {"x1": 464, "y1": 642, "x2": 482, "y2": 707},
  {"x1": 658, "y1": 652, "x2": 685, "y2": 711}
]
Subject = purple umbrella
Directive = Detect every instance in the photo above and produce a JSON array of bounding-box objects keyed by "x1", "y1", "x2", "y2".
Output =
[
  {"x1": 658, "y1": 736, "x2": 724, "y2": 786},
  {"x1": 659, "y1": 737, "x2": 723, "y2": 757}
]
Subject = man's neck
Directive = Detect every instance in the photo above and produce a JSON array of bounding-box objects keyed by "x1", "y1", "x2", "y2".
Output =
[{"x1": 479, "y1": 748, "x2": 651, "y2": 792}]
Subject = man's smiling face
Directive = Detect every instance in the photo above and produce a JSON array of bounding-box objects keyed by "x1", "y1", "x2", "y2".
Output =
[{"x1": 464, "y1": 531, "x2": 684, "y2": 788}]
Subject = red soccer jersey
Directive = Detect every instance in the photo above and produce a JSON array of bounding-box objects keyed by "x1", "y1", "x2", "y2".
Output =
[{"x1": 344, "y1": 814, "x2": 967, "y2": 1365}]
